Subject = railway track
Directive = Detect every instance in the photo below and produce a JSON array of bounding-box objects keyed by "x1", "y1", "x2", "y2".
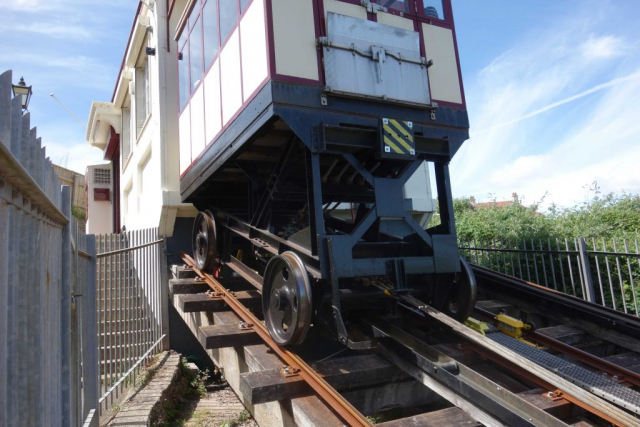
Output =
[{"x1": 172, "y1": 255, "x2": 640, "y2": 427}]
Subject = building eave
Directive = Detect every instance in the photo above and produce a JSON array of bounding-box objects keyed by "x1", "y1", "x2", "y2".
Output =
[{"x1": 86, "y1": 101, "x2": 121, "y2": 149}]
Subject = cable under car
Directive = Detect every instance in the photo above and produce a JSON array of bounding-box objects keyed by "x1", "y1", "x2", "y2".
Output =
[{"x1": 177, "y1": 0, "x2": 475, "y2": 346}]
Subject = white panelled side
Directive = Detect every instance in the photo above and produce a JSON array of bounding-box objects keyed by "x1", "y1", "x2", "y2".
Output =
[
  {"x1": 240, "y1": 0, "x2": 268, "y2": 99},
  {"x1": 179, "y1": 108, "x2": 191, "y2": 174},
  {"x1": 204, "y1": 60, "x2": 222, "y2": 144},
  {"x1": 272, "y1": 0, "x2": 318, "y2": 80},
  {"x1": 190, "y1": 84, "x2": 206, "y2": 160},
  {"x1": 220, "y1": 29, "x2": 243, "y2": 125},
  {"x1": 422, "y1": 24, "x2": 462, "y2": 104},
  {"x1": 377, "y1": 12, "x2": 414, "y2": 31}
]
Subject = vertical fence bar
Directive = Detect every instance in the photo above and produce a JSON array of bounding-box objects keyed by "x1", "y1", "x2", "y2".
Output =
[
  {"x1": 565, "y1": 239, "x2": 577, "y2": 296},
  {"x1": 83, "y1": 234, "x2": 99, "y2": 427},
  {"x1": 109, "y1": 234, "x2": 115, "y2": 405},
  {"x1": 147, "y1": 229, "x2": 152, "y2": 364},
  {"x1": 491, "y1": 240, "x2": 498, "y2": 272},
  {"x1": 592, "y1": 238, "x2": 606, "y2": 307},
  {"x1": 154, "y1": 229, "x2": 160, "y2": 346},
  {"x1": 574, "y1": 238, "x2": 586, "y2": 299},
  {"x1": 0, "y1": 181, "x2": 9, "y2": 427},
  {"x1": 547, "y1": 239, "x2": 557, "y2": 291},
  {"x1": 602, "y1": 239, "x2": 617, "y2": 311},
  {"x1": 530, "y1": 239, "x2": 539, "y2": 285},
  {"x1": 624, "y1": 239, "x2": 638, "y2": 315},
  {"x1": 578, "y1": 238, "x2": 595, "y2": 303},
  {"x1": 117, "y1": 232, "x2": 122, "y2": 395},
  {"x1": 472, "y1": 239, "x2": 479, "y2": 265},
  {"x1": 160, "y1": 235, "x2": 170, "y2": 350},
  {"x1": 61, "y1": 186, "x2": 72, "y2": 427},
  {"x1": 555, "y1": 239, "x2": 567, "y2": 294},
  {"x1": 523, "y1": 240, "x2": 531, "y2": 282},
  {"x1": 613, "y1": 239, "x2": 628, "y2": 314},
  {"x1": 516, "y1": 240, "x2": 523, "y2": 280},
  {"x1": 125, "y1": 231, "x2": 131, "y2": 387},
  {"x1": 151, "y1": 229, "x2": 157, "y2": 349},
  {"x1": 98, "y1": 236, "x2": 103, "y2": 413},
  {"x1": 537, "y1": 240, "x2": 547, "y2": 287},
  {"x1": 135, "y1": 230, "x2": 141, "y2": 379},
  {"x1": 508, "y1": 240, "x2": 515, "y2": 277}
]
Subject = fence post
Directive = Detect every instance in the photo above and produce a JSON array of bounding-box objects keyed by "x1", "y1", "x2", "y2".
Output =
[
  {"x1": 578, "y1": 238, "x2": 596, "y2": 303},
  {"x1": 83, "y1": 234, "x2": 99, "y2": 427},
  {"x1": 61, "y1": 186, "x2": 72, "y2": 427},
  {"x1": 160, "y1": 240, "x2": 170, "y2": 350}
]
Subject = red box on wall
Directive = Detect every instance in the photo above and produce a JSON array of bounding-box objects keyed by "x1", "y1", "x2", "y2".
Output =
[{"x1": 94, "y1": 188, "x2": 110, "y2": 201}]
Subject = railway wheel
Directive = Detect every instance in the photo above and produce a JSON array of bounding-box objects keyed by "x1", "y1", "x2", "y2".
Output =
[
  {"x1": 262, "y1": 251, "x2": 312, "y2": 346},
  {"x1": 442, "y1": 256, "x2": 477, "y2": 322},
  {"x1": 192, "y1": 210, "x2": 217, "y2": 271}
]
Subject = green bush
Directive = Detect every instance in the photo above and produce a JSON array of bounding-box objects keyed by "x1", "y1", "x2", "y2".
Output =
[
  {"x1": 450, "y1": 191, "x2": 640, "y2": 243},
  {"x1": 444, "y1": 189, "x2": 640, "y2": 314}
]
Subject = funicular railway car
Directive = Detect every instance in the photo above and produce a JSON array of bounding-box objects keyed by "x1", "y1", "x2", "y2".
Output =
[{"x1": 176, "y1": 0, "x2": 475, "y2": 347}]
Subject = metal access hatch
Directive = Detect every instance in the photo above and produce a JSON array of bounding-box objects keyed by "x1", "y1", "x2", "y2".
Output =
[{"x1": 320, "y1": 12, "x2": 431, "y2": 106}]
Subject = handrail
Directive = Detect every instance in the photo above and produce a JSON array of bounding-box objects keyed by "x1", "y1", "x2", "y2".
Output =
[{"x1": 96, "y1": 239, "x2": 163, "y2": 258}]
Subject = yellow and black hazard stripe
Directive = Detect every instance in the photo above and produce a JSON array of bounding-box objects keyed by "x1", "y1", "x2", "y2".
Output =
[{"x1": 381, "y1": 118, "x2": 415, "y2": 157}]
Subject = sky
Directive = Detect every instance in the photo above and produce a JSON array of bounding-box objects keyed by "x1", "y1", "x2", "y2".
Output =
[
  {"x1": 0, "y1": 0, "x2": 638, "y2": 210},
  {"x1": 450, "y1": 0, "x2": 640, "y2": 209}
]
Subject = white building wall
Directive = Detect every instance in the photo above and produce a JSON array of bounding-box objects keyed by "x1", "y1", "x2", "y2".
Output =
[
  {"x1": 86, "y1": 0, "x2": 196, "y2": 236},
  {"x1": 85, "y1": 164, "x2": 113, "y2": 235}
]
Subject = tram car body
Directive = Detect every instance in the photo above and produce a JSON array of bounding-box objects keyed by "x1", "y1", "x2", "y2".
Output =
[{"x1": 177, "y1": 0, "x2": 474, "y2": 346}]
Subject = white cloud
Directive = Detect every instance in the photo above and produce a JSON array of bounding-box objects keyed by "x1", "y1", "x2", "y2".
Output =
[
  {"x1": 473, "y1": 72, "x2": 640, "y2": 135},
  {"x1": 581, "y1": 35, "x2": 626, "y2": 59},
  {"x1": 11, "y1": 23, "x2": 94, "y2": 39},
  {"x1": 451, "y1": 11, "x2": 640, "y2": 210},
  {"x1": 0, "y1": 0, "x2": 41, "y2": 11}
]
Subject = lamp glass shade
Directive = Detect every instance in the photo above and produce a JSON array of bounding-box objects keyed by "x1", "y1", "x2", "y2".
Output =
[{"x1": 12, "y1": 78, "x2": 33, "y2": 110}]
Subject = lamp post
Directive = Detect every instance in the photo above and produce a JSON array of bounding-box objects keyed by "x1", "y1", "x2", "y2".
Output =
[{"x1": 12, "y1": 76, "x2": 33, "y2": 112}]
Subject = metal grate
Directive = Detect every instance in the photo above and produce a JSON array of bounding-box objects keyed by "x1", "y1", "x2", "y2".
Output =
[
  {"x1": 488, "y1": 331, "x2": 640, "y2": 414},
  {"x1": 93, "y1": 168, "x2": 111, "y2": 185}
]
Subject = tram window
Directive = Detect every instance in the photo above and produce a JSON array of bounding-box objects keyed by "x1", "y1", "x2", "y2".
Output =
[
  {"x1": 189, "y1": 16, "x2": 204, "y2": 92},
  {"x1": 240, "y1": 0, "x2": 250, "y2": 12},
  {"x1": 189, "y1": 0, "x2": 202, "y2": 29},
  {"x1": 203, "y1": 0, "x2": 219, "y2": 68},
  {"x1": 423, "y1": 0, "x2": 445, "y2": 20},
  {"x1": 220, "y1": 0, "x2": 238, "y2": 44},
  {"x1": 373, "y1": 0, "x2": 410, "y2": 14},
  {"x1": 178, "y1": 45, "x2": 189, "y2": 109}
]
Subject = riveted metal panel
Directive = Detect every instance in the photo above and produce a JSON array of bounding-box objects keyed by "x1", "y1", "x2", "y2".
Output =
[{"x1": 323, "y1": 13, "x2": 430, "y2": 106}]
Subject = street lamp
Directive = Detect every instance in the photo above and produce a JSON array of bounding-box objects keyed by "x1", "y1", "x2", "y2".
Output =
[{"x1": 12, "y1": 76, "x2": 33, "y2": 111}]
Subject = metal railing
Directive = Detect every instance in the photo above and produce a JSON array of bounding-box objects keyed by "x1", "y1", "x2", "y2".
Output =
[
  {"x1": 96, "y1": 228, "x2": 167, "y2": 413},
  {"x1": 0, "y1": 69, "x2": 98, "y2": 427},
  {"x1": 459, "y1": 237, "x2": 640, "y2": 315}
]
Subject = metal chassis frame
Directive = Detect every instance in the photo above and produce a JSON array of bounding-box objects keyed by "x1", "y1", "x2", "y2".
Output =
[{"x1": 187, "y1": 81, "x2": 470, "y2": 348}]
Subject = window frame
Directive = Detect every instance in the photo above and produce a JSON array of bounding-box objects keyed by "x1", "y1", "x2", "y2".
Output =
[
  {"x1": 121, "y1": 95, "x2": 132, "y2": 170},
  {"x1": 332, "y1": 0, "x2": 454, "y2": 26},
  {"x1": 178, "y1": 30, "x2": 190, "y2": 112},
  {"x1": 188, "y1": 13, "x2": 204, "y2": 94},
  {"x1": 135, "y1": 36, "x2": 152, "y2": 138},
  {"x1": 177, "y1": 0, "x2": 251, "y2": 115}
]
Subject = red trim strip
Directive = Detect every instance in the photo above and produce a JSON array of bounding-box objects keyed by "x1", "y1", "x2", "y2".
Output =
[{"x1": 104, "y1": 127, "x2": 120, "y2": 161}]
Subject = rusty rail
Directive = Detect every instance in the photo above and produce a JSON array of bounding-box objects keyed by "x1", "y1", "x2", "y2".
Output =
[{"x1": 181, "y1": 253, "x2": 372, "y2": 427}]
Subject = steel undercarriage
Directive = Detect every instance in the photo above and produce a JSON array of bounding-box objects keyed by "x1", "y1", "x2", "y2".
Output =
[{"x1": 184, "y1": 81, "x2": 475, "y2": 346}]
